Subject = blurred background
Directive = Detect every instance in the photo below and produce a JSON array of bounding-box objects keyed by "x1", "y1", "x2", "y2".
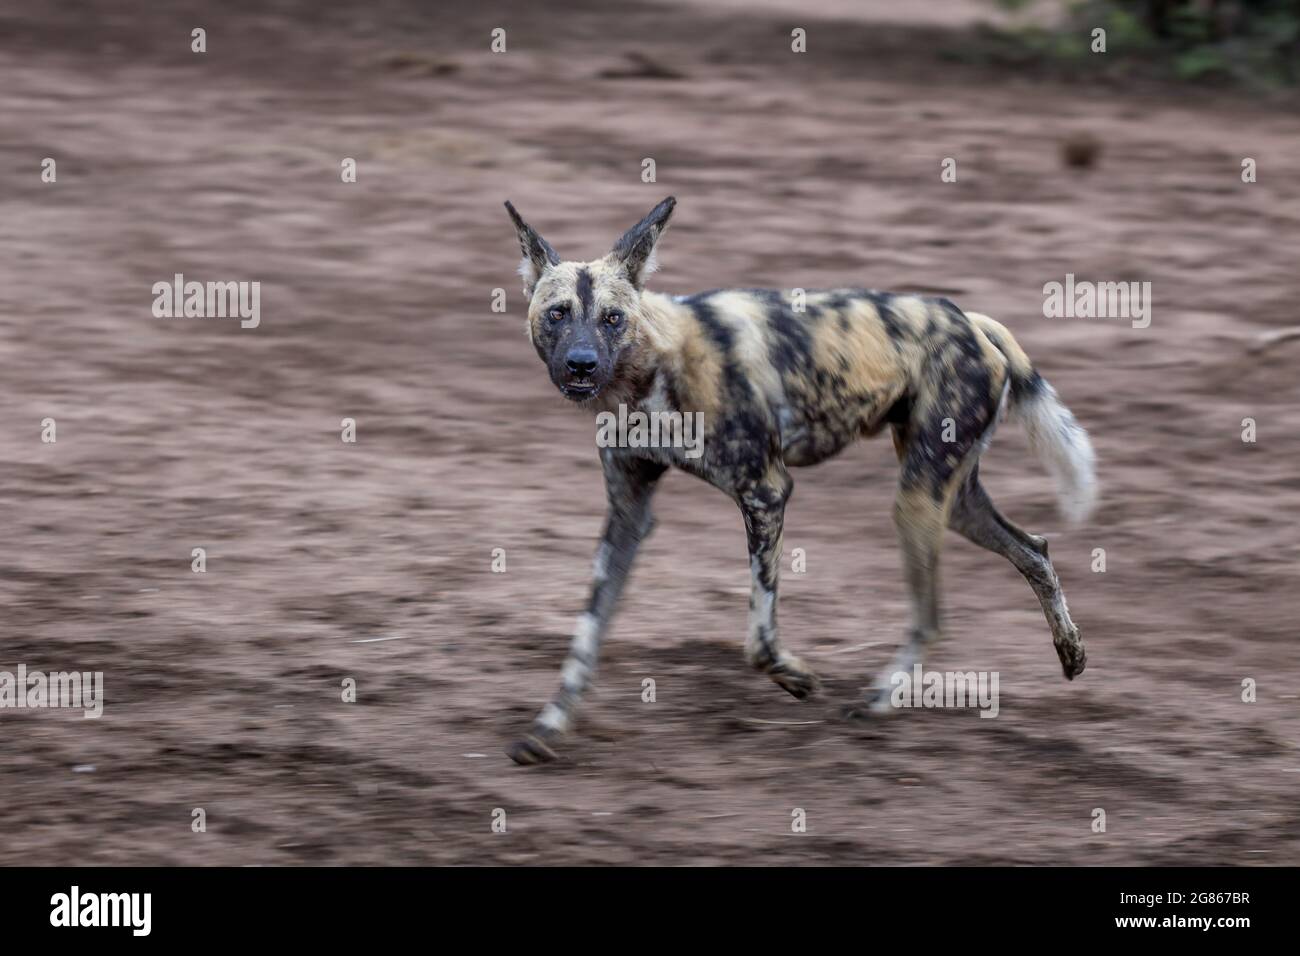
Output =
[{"x1": 1, "y1": 0, "x2": 1297, "y2": 864}]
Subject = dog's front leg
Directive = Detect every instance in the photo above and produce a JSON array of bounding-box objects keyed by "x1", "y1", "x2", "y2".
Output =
[
  {"x1": 508, "y1": 451, "x2": 667, "y2": 765},
  {"x1": 738, "y1": 470, "x2": 821, "y2": 700}
]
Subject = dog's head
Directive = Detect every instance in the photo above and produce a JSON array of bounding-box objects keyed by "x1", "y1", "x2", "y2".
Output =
[{"x1": 505, "y1": 196, "x2": 675, "y2": 404}]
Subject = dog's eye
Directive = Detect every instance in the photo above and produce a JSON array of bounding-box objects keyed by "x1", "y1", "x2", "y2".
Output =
[
  {"x1": 604, "y1": 310, "x2": 624, "y2": 326},
  {"x1": 547, "y1": 306, "x2": 568, "y2": 322}
]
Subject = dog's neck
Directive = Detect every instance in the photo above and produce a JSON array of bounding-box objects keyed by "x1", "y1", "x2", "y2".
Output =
[{"x1": 599, "y1": 290, "x2": 690, "y2": 413}]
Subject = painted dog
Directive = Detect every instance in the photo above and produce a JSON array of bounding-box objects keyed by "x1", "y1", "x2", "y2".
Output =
[{"x1": 504, "y1": 196, "x2": 1096, "y2": 765}]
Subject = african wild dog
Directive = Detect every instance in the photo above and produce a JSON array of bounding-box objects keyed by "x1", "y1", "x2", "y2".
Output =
[{"x1": 504, "y1": 196, "x2": 1096, "y2": 765}]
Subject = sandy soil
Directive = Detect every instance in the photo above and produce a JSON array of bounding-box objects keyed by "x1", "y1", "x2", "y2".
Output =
[{"x1": 1, "y1": 0, "x2": 1298, "y2": 865}]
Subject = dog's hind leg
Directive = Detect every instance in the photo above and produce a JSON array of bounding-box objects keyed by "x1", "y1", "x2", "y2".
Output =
[
  {"x1": 845, "y1": 480, "x2": 953, "y2": 717},
  {"x1": 738, "y1": 464, "x2": 821, "y2": 700},
  {"x1": 507, "y1": 451, "x2": 667, "y2": 765},
  {"x1": 847, "y1": 343, "x2": 996, "y2": 717},
  {"x1": 949, "y1": 470, "x2": 1086, "y2": 679}
]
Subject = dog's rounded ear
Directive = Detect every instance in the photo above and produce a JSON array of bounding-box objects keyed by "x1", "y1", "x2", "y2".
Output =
[
  {"x1": 505, "y1": 201, "x2": 561, "y2": 298},
  {"x1": 609, "y1": 196, "x2": 675, "y2": 290}
]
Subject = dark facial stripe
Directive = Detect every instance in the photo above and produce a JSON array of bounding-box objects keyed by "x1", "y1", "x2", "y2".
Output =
[{"x1": 575, "y1": 267, "x2": 594, "y2": 319}]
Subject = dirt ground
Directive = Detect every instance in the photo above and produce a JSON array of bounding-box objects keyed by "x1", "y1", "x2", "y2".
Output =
[{"x1": 1, "y1": 0, "x2": 1298, "y2": 865}]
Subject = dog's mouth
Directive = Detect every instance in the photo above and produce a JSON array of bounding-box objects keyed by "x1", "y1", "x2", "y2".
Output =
[{"x1": 560, "y1": 380, "x2": 601, "y2": 401}]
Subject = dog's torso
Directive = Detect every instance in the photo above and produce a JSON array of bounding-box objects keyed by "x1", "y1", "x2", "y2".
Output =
[{"x1": 605, "y1": 287, "x2": 1010, "y2": 491}]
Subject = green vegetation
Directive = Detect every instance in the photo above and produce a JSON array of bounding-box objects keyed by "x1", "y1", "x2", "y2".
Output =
[{"x1": 997, "y1": 0, "x2": 1300, "y2": 86}]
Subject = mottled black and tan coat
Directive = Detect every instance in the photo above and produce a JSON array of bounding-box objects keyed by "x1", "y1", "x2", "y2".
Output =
[{"x1": 504, "y1": 197, "x2": 1096, "y2": 765}]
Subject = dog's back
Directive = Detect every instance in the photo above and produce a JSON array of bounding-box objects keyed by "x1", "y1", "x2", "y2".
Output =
[{"x1": 641, "y1": 287, "x2": 1014, "y2": 471}]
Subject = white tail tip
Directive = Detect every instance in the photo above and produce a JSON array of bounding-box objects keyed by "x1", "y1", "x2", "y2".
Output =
[{"x1": 1015, "y1": 382, "x2": 1097, "y2": 524}]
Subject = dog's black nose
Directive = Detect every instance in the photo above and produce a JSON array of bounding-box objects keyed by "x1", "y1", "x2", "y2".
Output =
[{"x1": 565, "y1": 348, "x2": 598, "y2": 377}]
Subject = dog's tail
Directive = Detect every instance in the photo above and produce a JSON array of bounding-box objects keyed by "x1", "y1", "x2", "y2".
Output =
[{"x1": 968, "y1": 313, "x2": 1097, "y2": 524}]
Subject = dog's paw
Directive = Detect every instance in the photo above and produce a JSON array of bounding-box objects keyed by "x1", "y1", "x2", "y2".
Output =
[
  {"x1": 842, "y1": 685, "x2": 895, "y2": 721},
  {"x1": 769, "y1": 658, "x2": 821, "y2": 701},
  {"x1": 1055, "y1": 626, "x2": 1087, "y2": 680},
  {"x1": 506, "y1": 732, "x2": 558, "y2": 766},
  {"x1": 841, "y1": 701, "x2": 871, "y2": 722}
]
